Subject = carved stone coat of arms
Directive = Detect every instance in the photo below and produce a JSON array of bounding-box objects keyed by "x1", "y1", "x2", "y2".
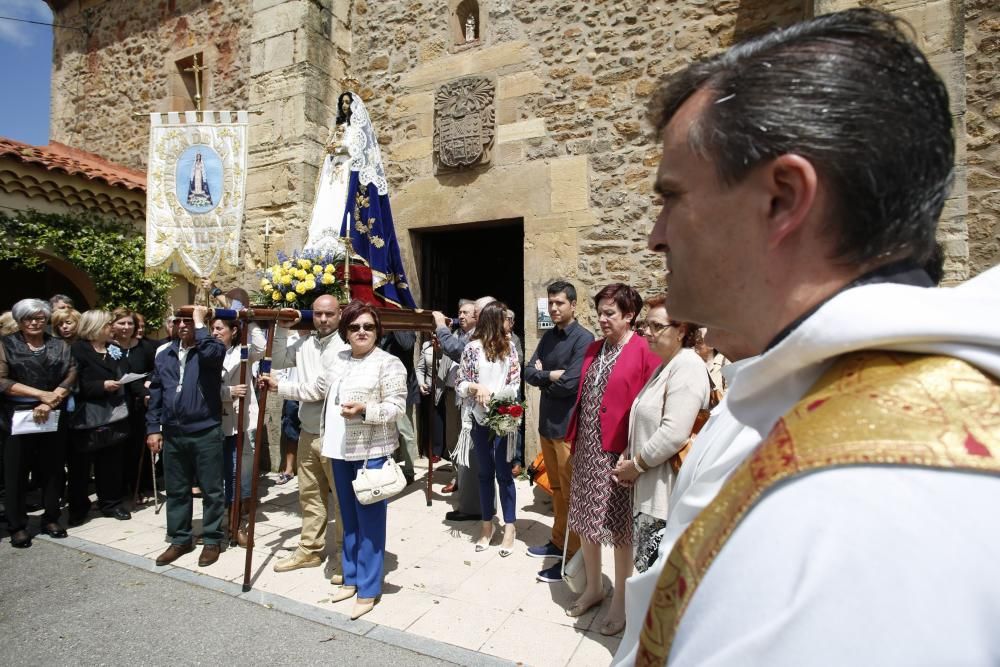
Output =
[{"x1": 433, "y1": 76, "x2": 496, "y2": 171}]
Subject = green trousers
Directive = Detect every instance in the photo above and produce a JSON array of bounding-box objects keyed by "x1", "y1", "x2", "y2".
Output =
[{"x1": 163, "y1": 425, "x2": 225, "y2": 546}]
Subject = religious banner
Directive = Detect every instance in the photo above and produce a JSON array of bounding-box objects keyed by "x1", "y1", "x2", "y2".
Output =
[{"x1": 145, "y1": 110, "x2": 249, "y2": 280}]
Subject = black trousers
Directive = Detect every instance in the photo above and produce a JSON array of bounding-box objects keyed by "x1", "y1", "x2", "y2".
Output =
[
  {"x1": 67, "y1": 430, "x2": 124, "y2": 516},
  {"x1": 4, "y1": 430, "x2": 66, "y2": 532}
]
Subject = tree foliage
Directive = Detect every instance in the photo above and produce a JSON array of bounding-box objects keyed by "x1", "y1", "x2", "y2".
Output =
[{"x1": 0, "y1": 209, "x2": 175, "y2": 328}]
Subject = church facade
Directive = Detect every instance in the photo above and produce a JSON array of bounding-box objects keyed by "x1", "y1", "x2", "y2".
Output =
[{"x1": 45, "y1": 0, "x2": 999, "y2": 446}]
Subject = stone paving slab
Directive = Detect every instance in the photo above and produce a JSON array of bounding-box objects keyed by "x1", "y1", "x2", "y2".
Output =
[{"x1": 36, "y1": 457, "x2": 623, "y2": 666}]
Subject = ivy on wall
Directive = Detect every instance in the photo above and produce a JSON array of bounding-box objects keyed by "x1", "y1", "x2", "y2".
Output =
[{"x1": 0, "y1": 209, "x2": 175, "y2": 329}]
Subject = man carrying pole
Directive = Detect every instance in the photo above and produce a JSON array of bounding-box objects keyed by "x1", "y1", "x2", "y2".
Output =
[
  {"x1": 146, "y1": 305, "x2": 228, "y2": 568},
  {"x1": 267, "y1": 294, "x2": 348, "y2": 581}
]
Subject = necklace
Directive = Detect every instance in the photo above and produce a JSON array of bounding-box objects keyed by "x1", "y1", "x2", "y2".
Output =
[{"x1": 592, "y1": 333, "x2": 630, "y2": 387}]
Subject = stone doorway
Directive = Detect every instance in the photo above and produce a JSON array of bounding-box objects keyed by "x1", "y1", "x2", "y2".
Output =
[{"x1": 416, "y1": 218, "x2": 524, "y2": 341}]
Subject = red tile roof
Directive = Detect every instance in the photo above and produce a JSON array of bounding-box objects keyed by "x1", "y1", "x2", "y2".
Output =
[{"x1": 0, "y1": 137, "x2": 146, "y2": 192}]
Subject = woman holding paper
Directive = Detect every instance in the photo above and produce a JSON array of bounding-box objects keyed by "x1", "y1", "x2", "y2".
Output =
[
  {"x1": 68, "y1": 310, "x2": 131, "y2": 525},
  {"x1": 111, "y1": 307, "x2": 156, "y2": 501},
  {"x1": 0, "y1": 299, "x2": 77, "y2": 548}
]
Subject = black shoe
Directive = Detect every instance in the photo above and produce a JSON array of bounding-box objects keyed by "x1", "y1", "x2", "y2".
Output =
[
  {"x1": 404, "y1": 472, "x2": 416, "y2": 486},
  {"x1": 536, "y1": 562, "x2": 563, "y2": 583},
  {"x1": 10, "y1": 530, "x2": 32, "y2": 548},
  {"x1": 41, "y1": 522, "x2": 68, "y2": 538},
  {"x1": 102, "y1": 508, "x2": 132, "y2": 521},
  {"x1": 444, "y1": 510, "x2": 480, "y2": 522}
]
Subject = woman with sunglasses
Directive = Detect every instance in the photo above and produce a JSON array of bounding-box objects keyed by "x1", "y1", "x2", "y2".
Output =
[
  {"x1": 261, "y1": 300, "x2": 406, "y2": 620},
  {"x1": 612, "y1": 293, "x2": 709, "y2": 572}
]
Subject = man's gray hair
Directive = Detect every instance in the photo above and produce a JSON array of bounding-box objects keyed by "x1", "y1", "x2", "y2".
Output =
[
  {"x1": 474, "y1": 296, "x2": 496, "y2": 315},
  {"x1": 457, "y1": 298, "x2": 475, "y2": 309},
  {"x1": 12, "y1": 299, "x2": 51, "y2": 322},
  {"x1": 49, "y1": 293, "x2": 74, "y2": 308},
  {"x1": 505, "y1": 309, "x2": 515, "y2": 322}
]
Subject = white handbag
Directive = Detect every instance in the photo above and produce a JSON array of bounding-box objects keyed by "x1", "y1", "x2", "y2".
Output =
[
  {"x1": 561, "y1": 528, "x2": 587, "y2": 594},
  {"x1": 352, "y1": 423, "x2": 406, "y2": 505}
]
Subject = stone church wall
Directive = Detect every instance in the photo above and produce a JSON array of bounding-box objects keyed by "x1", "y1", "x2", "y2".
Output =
[
  {"x1": 966, "y1": 0, "x2": 1000, "y2": 276},
  {"x1": 353, "y1": 0, "x2": 807, "y2": 333},
  {"x1": 49, "y1": 0, "x2": 251, "y2": 173}
]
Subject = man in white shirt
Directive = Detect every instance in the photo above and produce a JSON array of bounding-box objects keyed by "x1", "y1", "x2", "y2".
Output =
[
  {"x1": 631, "y1": 8, "x2": 1000, "y2": 666},
  {"x1": 269, "y1": 295, "x2": 348, "y2": 578}
]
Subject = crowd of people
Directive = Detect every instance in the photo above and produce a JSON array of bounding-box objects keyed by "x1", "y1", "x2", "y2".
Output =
[{"x1": 4, "y1": 8, "x2": 1000, "y2": 663}]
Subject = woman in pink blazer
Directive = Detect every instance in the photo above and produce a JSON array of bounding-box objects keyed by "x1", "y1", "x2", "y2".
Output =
[{"x1": 564, "y1": 283, "x2": 659, "y2": 635}]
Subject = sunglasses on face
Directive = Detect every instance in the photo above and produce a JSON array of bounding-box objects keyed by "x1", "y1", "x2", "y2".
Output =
[{"x1": 347, "y1": 322, "x2": 376, "y2": 333}]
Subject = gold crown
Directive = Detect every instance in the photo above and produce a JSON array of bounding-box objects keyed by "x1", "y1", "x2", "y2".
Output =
[{"x1": 339, "y1": 76, "x2": 362, "y2": 93}]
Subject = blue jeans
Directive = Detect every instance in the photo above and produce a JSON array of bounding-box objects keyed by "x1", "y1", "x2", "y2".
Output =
[
  {"x1": 473, "y1": 422, "x2": 516, "y2": 524},
  {"x1": 223, "y1": 432, "x2": 254, "y2": 506},
  {"x1": 330, "y1": 457, "x2": 388, "y2": 598}
]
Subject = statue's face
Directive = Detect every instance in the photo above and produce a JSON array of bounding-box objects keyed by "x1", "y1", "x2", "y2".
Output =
[{"x1": 340, "y1": 95, "x2": 351, "y2": 114}]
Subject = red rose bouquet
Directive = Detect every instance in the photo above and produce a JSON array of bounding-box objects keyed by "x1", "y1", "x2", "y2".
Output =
[{"x1": 484, "y1": 395, "x2": 527, "y2": 438}]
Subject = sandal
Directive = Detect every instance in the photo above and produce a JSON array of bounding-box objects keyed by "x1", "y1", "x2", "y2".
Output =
[
  {"x1": 276, "y1": 472, "x2": 294, "y2": 485},
  {"x1": 599, "y1": 617, "x2": 626, "y2": 636},
  {"x1": 566, "y1": 594, "x2": 603, "y2": 618}
]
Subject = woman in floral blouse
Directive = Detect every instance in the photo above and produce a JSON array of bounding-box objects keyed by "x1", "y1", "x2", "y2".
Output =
[{"x1": 457, "y1": 301, "x2": 521, "y2": 556}]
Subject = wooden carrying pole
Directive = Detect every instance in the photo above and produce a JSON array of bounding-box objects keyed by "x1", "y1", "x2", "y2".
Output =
[
  {"x1": 229, "y1": 320, "x2": 251, "y2": 546},
  {"x1": 241, "y1": 320, "x2": 276, "y2": 592}
]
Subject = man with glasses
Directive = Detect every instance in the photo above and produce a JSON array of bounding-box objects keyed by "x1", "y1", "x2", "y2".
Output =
[
  {"x1": 269, "y1": 294, "x2": 348, "y2": 579},
  {"x1": 147, "y1": 305, "x2": 227, "y2": 567},
  {"x1": 523, "y1": 280, "x2": 594, "y2": 582}
]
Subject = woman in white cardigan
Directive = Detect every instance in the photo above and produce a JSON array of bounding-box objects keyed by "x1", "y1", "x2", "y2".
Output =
[
  {"x1": 611, "y1": 293, "x2": 709, "y2": 574},
  {"x1": 262, "y1": 301, "x2": 406, "y2": 620},
  {"x1": 211, "y1": 317, "x2": 266, "y2": 546}
]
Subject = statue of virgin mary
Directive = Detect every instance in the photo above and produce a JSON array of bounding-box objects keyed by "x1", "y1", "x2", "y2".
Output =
[{"x1": 305, "y1": 91, "x2": 415, "y2": 308}]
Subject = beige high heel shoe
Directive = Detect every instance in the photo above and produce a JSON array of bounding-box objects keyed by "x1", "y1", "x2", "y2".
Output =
[
  {"x1": 499, "y1": 523, "x2": 516, "y2": 557},
  {"x1": 330, "y1": 585, "x2": 357, "y2": 603},
  {"x1": 475, "y1": 521, "x2": 495, "y2": 552},
  {"x1": 351, "y1": 596, "x2": 380, "y2": 620}
]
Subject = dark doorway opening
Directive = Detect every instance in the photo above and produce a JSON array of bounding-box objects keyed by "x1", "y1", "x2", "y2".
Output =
[
  {"x1": 415, "y1": 219, "x2": 524, "y2": 341},
  {"x1": 0, "y1": 261, "x2": 92, "y2": 311}
]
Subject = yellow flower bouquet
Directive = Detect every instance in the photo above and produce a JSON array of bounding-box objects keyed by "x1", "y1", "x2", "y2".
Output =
[{"x1": 255, "y1": 249, "x2": 347, "y2": 309}]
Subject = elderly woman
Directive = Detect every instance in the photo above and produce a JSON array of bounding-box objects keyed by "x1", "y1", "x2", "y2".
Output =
[
  {"x1": 51, "y1": 307, "x2": 81, "y2": 344},
  {"x1": 68, "y1": 310, "x2": 131, "y2": 525},
  {"x1": 0, "y1": 299, "x2": 77, "y2": 547},
  {"x1": 612, "y1": 294, "x2": 710, "y2": 571},
  {"x1": 456, "y1": 301, "x2": 521, "y2": 555},
  {"x1": 565, "y1": 283, "x2": 659, "y2": 635},
  {"x1": 263, "y1": 301, "x2": 406, "y2": 620}
]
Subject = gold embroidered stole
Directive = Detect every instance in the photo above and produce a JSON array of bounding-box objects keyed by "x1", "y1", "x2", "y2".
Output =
[{"x1": 636, "y1": 351, "x2": 1000, "y2": 666}]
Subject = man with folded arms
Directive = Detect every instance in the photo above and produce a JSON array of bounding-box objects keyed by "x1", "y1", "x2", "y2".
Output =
[{"x1": 523, "y1": 281, "x2": 593, "y2": 583}]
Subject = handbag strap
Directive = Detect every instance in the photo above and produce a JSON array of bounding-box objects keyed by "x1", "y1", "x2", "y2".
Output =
[{"x1": 561, "y1": 525, "x2": 571, "y2": 578}]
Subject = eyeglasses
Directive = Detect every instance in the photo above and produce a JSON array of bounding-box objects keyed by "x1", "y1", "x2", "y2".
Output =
[
  {"x1": 644, "y1": 320, "x2": 679, "y2": 335},
  {"x1": 21, "y1": 316, "x2": 46, "y2": 324},
  {"x1": 347, "y1": 322, "x2": 376, "y2": 333}
]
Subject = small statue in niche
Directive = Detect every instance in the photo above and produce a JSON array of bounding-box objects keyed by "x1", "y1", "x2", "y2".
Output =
[{"x1": 464, "y1": 14, "x2": 476, "y2": 42}]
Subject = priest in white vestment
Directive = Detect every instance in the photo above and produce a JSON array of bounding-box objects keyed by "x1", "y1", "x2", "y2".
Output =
[{"x1": 620, "y1": 8, "x2": 1000, "y2": 666}]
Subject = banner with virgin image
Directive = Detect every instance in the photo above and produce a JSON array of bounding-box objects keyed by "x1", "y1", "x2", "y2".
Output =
[{"x1": 145, "y1": 110, "x2": 249, "y2": 280}]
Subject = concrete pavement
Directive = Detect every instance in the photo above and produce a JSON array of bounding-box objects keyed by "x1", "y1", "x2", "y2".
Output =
[{"x1": 4, "y1": 459, "x2": 622, "y2": 666}]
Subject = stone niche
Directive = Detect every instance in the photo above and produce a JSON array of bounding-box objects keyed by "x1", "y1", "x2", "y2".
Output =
[
  {"x1": 450, "y1": 0, "x2": 482, "y2": 50},
  {"x1": 432, "y1": 75, "x2": 496, "y2": 174}
]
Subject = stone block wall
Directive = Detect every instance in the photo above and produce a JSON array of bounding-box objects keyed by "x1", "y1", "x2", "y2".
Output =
[
  {"x1": 966, "y1": 0, "x2": 1000, "y2": 276},
  {"x1": 353, "y1": 0, "x2": 807, "y2": 330},
  {"x1": 49, "y1": 0, "x2": 251, "y2": 172}
]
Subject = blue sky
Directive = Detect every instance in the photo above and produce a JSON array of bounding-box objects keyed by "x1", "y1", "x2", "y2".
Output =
[{"x1": 0, "y1": 0, "x2": 53, "y2": 145}]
